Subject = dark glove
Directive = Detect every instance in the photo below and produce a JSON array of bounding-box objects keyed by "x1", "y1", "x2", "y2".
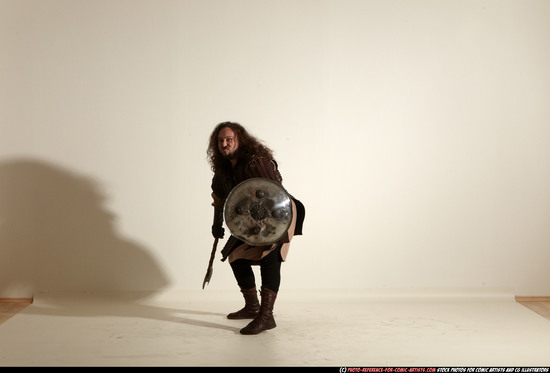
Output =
[{"x1": 211, "y1": 208, "x2": 225, "y2": 239}]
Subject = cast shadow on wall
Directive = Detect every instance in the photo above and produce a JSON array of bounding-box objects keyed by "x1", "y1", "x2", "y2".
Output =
[
  {"x1": 0, "y1": 158, "x2": 170, "y2": 297},
  {"x1": 0, "y1": 159, "x2": 240, "y2": 332}
]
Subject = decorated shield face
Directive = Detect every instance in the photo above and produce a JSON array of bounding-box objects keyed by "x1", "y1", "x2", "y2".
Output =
[{"x1": 224, "y1": 178, "x2": 293, "y2": 245}]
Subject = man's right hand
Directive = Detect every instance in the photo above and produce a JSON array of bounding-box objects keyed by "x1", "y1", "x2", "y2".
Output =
[{"x1": 212, "y1": 224, "x2": 225, "y2": 239}]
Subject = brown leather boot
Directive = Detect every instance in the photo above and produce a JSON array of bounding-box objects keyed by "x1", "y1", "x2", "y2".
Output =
[
  {"x1": 240, "y1": 287, "x2": 277, "y2": 335},
  {"x1": 227, "y1": 287, "x2": 260, "y2": 319}
]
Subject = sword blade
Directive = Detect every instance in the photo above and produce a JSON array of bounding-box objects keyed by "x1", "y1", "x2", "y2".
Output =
[{"x1": 202, "y1": 238, "x2": 219, "y2": 289}]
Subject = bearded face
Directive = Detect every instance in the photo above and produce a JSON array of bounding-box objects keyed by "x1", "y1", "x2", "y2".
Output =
[{"x1": 218, "y1": 127, "x2": 239, "y2": 160}]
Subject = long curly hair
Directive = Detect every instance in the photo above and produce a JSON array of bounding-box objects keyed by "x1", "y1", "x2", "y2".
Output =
[{"x1": 207, "y1": 121, "x2": 274, "y2": 172}]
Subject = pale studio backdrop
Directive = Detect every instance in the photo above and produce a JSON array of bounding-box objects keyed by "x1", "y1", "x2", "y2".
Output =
[{"x1": 1, "y1": 0, "x2": 549, "y2": 298}]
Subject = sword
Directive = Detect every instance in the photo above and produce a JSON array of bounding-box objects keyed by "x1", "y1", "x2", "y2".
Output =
[{"x1": 202, "y1": 237, "x2": 219, "y2": 289}]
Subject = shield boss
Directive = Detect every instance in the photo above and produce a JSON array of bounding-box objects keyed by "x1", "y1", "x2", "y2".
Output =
[{"x1": 224, "y1": 178, "x2": 293, "y2": 245}]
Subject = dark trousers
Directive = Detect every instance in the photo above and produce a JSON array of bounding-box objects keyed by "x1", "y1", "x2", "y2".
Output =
[{"x1": 229, "y1": 245, "x2": 282, "y2": 292}]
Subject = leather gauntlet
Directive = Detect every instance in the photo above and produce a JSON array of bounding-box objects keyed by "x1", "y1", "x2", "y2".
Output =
[{"x1": 211, "y1": 208, "x2": 225, "y2": 239}]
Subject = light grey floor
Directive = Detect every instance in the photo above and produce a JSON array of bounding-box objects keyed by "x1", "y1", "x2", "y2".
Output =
[{"x1": 1, "y1": 289, "x2": 550, "y2": 367}]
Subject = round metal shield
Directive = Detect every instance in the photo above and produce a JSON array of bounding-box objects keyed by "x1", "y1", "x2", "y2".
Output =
[{"x1": 224, "y1": 178, "x2": 293, "y2": 245}]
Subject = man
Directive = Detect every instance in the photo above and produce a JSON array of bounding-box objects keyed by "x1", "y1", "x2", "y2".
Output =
[{"x1": 207, "y1": 121, "x2": 305, "y2": 335}]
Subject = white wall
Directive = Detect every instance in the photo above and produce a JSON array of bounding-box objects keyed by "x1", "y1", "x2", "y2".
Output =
[{"x1": 1, "y1": 0, "x2": 549, "y2": 298}]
